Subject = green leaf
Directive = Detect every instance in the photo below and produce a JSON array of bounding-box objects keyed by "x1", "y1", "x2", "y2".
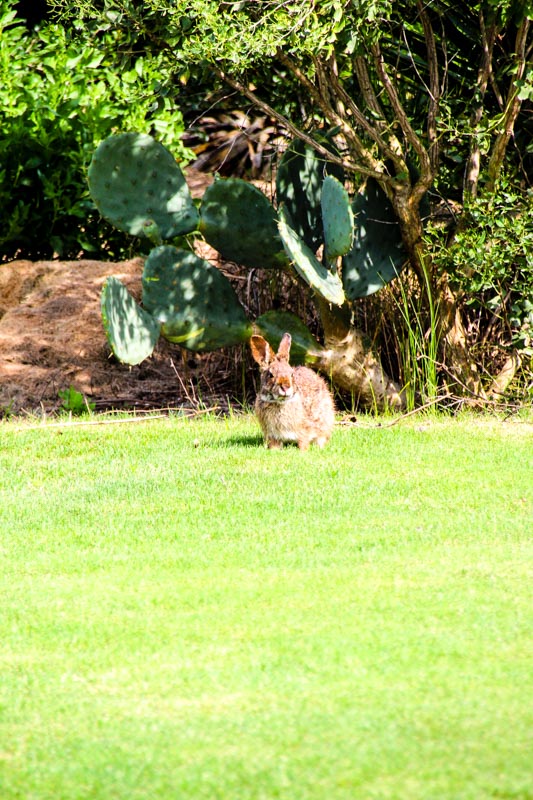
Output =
[{"x1": 58, "y1": 386, "x2": 96, "y2": 415}]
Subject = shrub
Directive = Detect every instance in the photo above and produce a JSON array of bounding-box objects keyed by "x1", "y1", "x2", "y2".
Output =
[
  {"x1": 0, "y1": 1, "x2": 191, "y2": 261},
  {"x1": 427, "y1": 182, "x2": 533, "y2": 360}
]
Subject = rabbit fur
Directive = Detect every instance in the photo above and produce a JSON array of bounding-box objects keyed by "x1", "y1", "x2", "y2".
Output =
[{"x1": 250, "y1": 332, "x2": 335, "y2": 450}]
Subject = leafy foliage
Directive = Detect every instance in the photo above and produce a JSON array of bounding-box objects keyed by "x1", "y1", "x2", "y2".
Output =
[
  {"x1": 57, "y1": 385, "x2": 96, "y2": 414},
  {"x1": 428, "y1": 183, "x2": 533, "y2": 357},
  {"x1": 0, "y1": 0, "x2": 191, "y2": 260},
  {"x1": 52, "y1": 0, "x2": 391, "y2": 68}
]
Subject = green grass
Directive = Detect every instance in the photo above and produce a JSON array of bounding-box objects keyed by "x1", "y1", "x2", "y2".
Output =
[{"x1": 1, "y1": 413, "x2": 532, "y2": 800}]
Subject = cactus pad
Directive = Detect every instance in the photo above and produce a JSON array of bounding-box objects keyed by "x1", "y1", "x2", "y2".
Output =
[
  {"x1": 142, "y1": 245, "x2": 252, "y2": 351},
  {"x1": 199, "y1": 178, "x2": 287, "y2": 269},
  {"x1": 101, "y1": 276, "x2": 161, "y2": 365},
  {"x1": 255, "y1": 310, "x2": 324, "y2": 365},
  {"x1": 342, "y1": 179, "x2": 405, "y2": 298},
  {"x1": 88, "y1": 133, "x2": 199, "y2": 239},
  {"x1": 276, "y1": 136, "x2": 344, "y2": 251},
  {"x1": 321, "y1": 175, "x2": 354, "y2": 261},
  {"x1": 278, "y1": 209, "x2": 346, "y2": 307}
]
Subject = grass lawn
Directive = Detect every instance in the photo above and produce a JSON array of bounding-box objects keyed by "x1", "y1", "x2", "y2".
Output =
[{"x1": 0, "y1": 412, "x2": 532, "y2": 800}]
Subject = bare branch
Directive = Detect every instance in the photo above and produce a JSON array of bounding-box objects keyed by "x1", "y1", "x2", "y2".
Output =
[
  {"x1": 371, "y1": 41, "x2": 434, "y2": 201},
  {"x1": 417, "y1": 0, "x2": 440, "y2": 173},
  {"x1": 353, "y1": 55, "x2": 384, "y2": 120},
  {"x1": 464, "y1": 11, "x2": 499, "y2": 199},
  {"x1": 486, "y1": 17, "x2": 531, "y2": 192},
  {"x1": 324, "y1": 58, "x2": 407, "y2": 179},
  {"x1": 311, "y1": 55, "x2": 378, "y2": 164},
  {"x1": 212, "y1": 64, "x2": 394, "y2": 182},
  {"x1": 278, "y1": 50, "x2": 375, "y2": 168}
]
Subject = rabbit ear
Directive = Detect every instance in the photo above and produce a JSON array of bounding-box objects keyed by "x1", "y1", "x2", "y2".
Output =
[
  {"x1": 277, "y1": 332, "x2": 292, "y2": 362},
  {"x1": 250, "y1": 335, "x2": 273, "y2": 367}
]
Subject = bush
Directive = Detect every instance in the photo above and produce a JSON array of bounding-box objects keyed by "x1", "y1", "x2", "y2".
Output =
[
  {"x1": 423, "y1": 181, "x2": 532, "y2": 401},
  {"x1": 0, "y1": 1, "x2": 192, "y2": 261},
  {"x1": 428, "y1": 183, "x2": 533, "y2": 359}
]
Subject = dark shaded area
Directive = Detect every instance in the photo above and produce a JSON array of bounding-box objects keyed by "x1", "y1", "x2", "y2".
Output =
[{"x1": 14, "y1": 0, "x2": 48, "y2": 27}]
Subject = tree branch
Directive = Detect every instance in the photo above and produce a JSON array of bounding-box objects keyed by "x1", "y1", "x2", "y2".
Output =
[
  {"x1": 212, "y1": 64, "x2": 401, "y2": 184},
  {"x1": 311, "y1": 55, "x2": 382, "y2": 167},
  {"x1": 353, "y1": 55, "x2": 385, "y2": 121},
  {"x1": 278, "y1": 50, "x2": 383, "y2": 175},
  {"x1": 417, "y1": 0, "x2": 440, "y2": 173},
  {"x1": 371, "y1": 41, "x2": 434, "y2": 202},
  {"x1": 322, "y1": 57, "x2": 408, "y2": 180},
  {"x1": 486, "y1": 17, "x2": 531, "y2": 192},
  {"x1": 464, "y1": 11, "x2": 499, "y2": 199}
]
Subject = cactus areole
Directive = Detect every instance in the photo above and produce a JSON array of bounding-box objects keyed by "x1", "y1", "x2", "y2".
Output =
[
  {"x1": 199, "y1": 178, "x2": 288, "y2": 269},
  {"x1": 90, "y1": 132, "x2": 405, "y2": 409},
  {"x1": 321, "y1": 175, "x2": 355, "y2": 262},
  {"x1": 278, "y1": 208, "x2": 346, "y2": 307},
  {"x1": 342, "y1": 179, "x2": 405, "y2": 298}
]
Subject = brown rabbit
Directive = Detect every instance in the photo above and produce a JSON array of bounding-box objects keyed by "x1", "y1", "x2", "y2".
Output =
[{"x1": 250, "y1": 332, "x2": 335, "y2": 450}]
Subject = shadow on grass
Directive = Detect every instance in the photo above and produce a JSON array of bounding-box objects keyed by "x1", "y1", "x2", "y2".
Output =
[{"x1": 227, "y1": 434, "x2": 265, "y2": 448}]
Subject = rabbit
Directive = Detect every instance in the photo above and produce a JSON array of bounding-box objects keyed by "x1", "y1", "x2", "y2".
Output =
[{"x1": 250, "y1": 332, "x2": 335, "y2": 450}]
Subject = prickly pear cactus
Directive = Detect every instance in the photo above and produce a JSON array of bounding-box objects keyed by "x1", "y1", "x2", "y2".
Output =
[
  {"x1": 88, "y1": 133, "x2": 199, "y2": 239},
  {"x1": 278, "y1": 208, "x2": 346, "y2": 307},
  {"x1": 321, "y1": 175, "x2": 354, "y2": 262},
  {"x1": 255, "y1": 310, "x2": 325, "y2": 365},
  {"x1": 101, "y1": 276, "x2": 161, "y2": 365},
  {"x1": 200, "y1": 178, "x2": 288, "y2": 269},
  {"x1": 276, "y1": 136, "x2": 344, "y2": 251},
  {"x1": 142, "y1": 245, "x2": 252, "y2": 351},
  {"x1": 342, "y1": 179, "x2": 405, "y2": 298}
]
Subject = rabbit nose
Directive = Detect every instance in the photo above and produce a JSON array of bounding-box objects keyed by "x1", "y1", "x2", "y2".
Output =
[{"x1": 277, "y1": 380, "x2": 292, "y2": 395}]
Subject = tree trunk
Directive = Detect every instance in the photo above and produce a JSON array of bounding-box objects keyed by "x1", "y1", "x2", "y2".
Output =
[
  {"x1": 436, "y1": 274, "x2": 486, "y2": 400},
  {"x1": 488, "y1": 351, "x2": 522, "y2": 399},
  {"x1": 393, "y1": 193, "x2": 485, "y2": 399},
  {"x1": 315, "y1": 299, "x2": 405, "y2": 410}
]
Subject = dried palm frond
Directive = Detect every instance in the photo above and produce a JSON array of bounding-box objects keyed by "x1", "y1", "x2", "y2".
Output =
[{"x1": 182, "y1": 109, "x2": 287, "y2": 177}]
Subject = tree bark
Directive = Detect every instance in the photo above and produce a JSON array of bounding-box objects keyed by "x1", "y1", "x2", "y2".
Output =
[
  {"x1": 488, "y1": 351, "x2": 522, "y2": 399},
  {"x1": 436, "y1": 274, "x2": 486, "y2": 399},
  {"x1": 464, "y1": 12, "x2": 499, "y2": 199},
  {"x1": 315, "y1": 299, "x2": 406, "y2": 410},
  {"x1": 486, "y1": 17, "x2": 530, "y2": 192}
]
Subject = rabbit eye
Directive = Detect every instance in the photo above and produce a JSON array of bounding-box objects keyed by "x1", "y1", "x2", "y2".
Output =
[{"x1": 264, "y1": 369, "x2": 272, "y2": 379}]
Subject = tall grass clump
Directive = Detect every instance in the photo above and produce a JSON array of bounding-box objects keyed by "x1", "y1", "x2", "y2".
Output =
[{"x1": 388, "y1": 262, "x2": 439, "y2": 411}]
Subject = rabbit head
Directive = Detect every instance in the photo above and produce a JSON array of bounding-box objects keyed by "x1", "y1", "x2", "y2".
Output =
[{"x1": 250, "y1": 333, "x2": 295, "y2": 402}]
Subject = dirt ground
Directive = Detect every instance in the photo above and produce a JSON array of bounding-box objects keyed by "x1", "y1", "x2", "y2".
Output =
[
  {"x1": 0, "y1": 252, "x2": 259, "y2": 416},
  {"x1": 0, "y1": 168, "x2": 250, "y2": 416},
  {"x1": 0, "y1": 257, "x2": 194, "y2": 415}
]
